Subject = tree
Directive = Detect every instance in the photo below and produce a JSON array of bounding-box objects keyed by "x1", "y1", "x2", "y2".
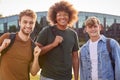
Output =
[{"x1": 9, "y1": 25, "x2": 17, "y2": 32}]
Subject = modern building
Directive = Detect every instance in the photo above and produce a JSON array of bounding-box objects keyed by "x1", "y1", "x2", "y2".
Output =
[
  {"x1": 0, "y1": 11, "x2": 47, "y2": 35},
  {"x1": 0, "y1": 11, "x2": 120, "y2": 44}
]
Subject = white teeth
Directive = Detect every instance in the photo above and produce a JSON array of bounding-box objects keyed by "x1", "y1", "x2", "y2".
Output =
[{"x1": 60, "y1": 20, "x2": 66, "y2": 23}]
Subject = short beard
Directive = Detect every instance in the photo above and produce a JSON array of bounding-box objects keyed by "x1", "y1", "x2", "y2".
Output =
[{"x1": 21, "y1": 29, "x2": 31, "y2": 36}]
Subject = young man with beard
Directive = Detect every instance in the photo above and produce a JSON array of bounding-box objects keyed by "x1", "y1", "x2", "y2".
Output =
[
  {"x1": 0, "y1": 9, "x2": 41, "y2": 80},
  {"x1": 80, "y1": 16, "x2": 120, "y2": 80},
  {"x1": 32, "y1": 1, "x2": 79, "y2": 80}
]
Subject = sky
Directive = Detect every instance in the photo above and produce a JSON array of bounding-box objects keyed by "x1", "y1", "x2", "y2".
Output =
[{"x1": 0, "y1": 0, "x2": 120, "y2": 17}]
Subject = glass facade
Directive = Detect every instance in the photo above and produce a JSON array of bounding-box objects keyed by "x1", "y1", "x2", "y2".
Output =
[
  {"x1": 0, "y1": 24, "x2": 4, "y2": 33},
  {"x1": 97, "y1": 16, "x2": 104, "y2": 25},
  {"x1": 106, "y1": 18, "x2": 114, "y2": 27},
  {"x1": 37, "y1": 11, "x2": 47, "y2": 24},
  {"x1": 117, "y1": 19, "x2": 120, "y2": 23},
  {"x1": 0, "y1": 11, "x2": 120, "y2": 34},
  {"x1": 7, "y1": 20, "x2": 18, "y2": 32},
  {"x1": 78, "y1": 15, "x2": 86, "y2": 28},
  {"x1": 77, "y1": 12, "x2": 120, "y2": 29}
]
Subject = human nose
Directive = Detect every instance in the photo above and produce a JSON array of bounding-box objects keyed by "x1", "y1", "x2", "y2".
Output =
[
  {"x1": 91, "y1": 26, "x2": 96, "y2": 30},
  {"x1": 26, "y1": 22, "x2": 31, "y2": 27}
]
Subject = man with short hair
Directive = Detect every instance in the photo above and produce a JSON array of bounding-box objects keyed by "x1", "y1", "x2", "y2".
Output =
[
  {"x1": 80, "y1": 16, "x2": 120, "y2": 80},
  {"x1": 0, "y1": 9, "x2": 41, "y2": 80}
]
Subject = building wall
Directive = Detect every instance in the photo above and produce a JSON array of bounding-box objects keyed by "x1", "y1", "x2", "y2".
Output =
[{"x1": 0, "y1": 11, "x2": 120, "y2": 44}]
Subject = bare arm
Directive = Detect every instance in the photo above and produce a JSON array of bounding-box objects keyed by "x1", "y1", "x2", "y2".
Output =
[
  {"x1": 30, "y1": 46, "x2": 41, "y2": 76},
  {"x1": 30, "y1": 36, "x2": 63, "y2": 75},
  {"x1": 72, "y1": 51, "x2": 79, "y2": 80},
  {"x1": 0, "y1": 39, "x2": 11, "y2": 52},
  {"x1": 36, "y1": 35, "x2": 63, "y2": 55}
]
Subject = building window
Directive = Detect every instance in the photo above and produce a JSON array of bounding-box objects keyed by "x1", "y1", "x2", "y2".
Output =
[
  {"x1": 106, "y1": 18, "x2": 114, "y2": 27},
  {"x1": 7, "y1": 20, "x2": 18, "y2": 32},
  {"x1": 116, "y1": 19, "x2": 120, "y2": 23},
  {"x1": 0, "y1": 24, "x2": 4, "y2": 33},
  {"x1": 78, "y1": 16, "x2": 86, "y2": 28},
  {"x1": 97, "y1": 17, "x2": 104, "y2": 25},
  {"x1": 37, "y1": 16, "x2": 42, "y2": 23}
]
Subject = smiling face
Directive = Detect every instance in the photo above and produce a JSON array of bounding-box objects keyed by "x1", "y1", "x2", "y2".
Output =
[
  {"x1": 85, "y1": 17, "x2": 102, "y2": 40},
  {"x1": 19, "y1": 15, "x2": 36, "y2": 36},
  {"x1": 85, "y1": 23, "x2": 101, "y2": 38},
  {"x1": 56, "y1": 11, "x2": 69, "y2": 28}
]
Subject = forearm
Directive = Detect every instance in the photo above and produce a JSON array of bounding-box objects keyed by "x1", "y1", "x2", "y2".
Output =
[
  {"x1": 40, "y1": 43, "x2": 57, "y2": 55},
  {"x1": 37, "y1": 42, "x2": 59, "y2": 55},
  {"x1": 0, "y1": 46, "x2": 4, "y2": 53},
  {"x1": 72, "y1": 52, "x2": 79, "y2": 80},
  {"x1": 37, "y1": 35, "x2": 63, "y2": 55},
  {"x1": 30, "y1": 56, "x2": 40, "y2": 76}
]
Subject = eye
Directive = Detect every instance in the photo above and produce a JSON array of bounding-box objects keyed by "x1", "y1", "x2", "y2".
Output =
[
  {"x1": 29, "y1": 21, "x2": 34, "y2": 25},
  {"x1": 94, "y1": 25, "x2": 98, "y2": 28},
  {"x1": 23, "y1": 20, "x2": 27, "y2": 24},
  {"x1": 87, "y1": 26, "x2": 92, "y2": 28},
  {"x1": 56, "y1": 13, "x2": 69, "y2": 17}
]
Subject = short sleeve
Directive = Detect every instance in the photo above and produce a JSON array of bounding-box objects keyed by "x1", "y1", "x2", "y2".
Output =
[
  {"x1": 72, "y1": 31, "x2": 79, "y2": 52},
  {"x1": 36, "y1": 27, "x2": 49, "y2": 46}
]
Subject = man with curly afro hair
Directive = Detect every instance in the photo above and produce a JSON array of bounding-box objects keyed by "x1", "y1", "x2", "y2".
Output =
[{"x1": 33, "y1": 1, "x2": 79, "y2": 80}]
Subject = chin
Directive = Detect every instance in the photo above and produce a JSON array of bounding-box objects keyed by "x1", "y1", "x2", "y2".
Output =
[
  {"x1": 91, "y1": 35, "x2": 99, "y2": 37},
  {"x1": 23, "y1": 31, "x2": 31, "y2": 36},
  {"x1": 25, "y1": 33, "x2": 30, "y2": 36}
]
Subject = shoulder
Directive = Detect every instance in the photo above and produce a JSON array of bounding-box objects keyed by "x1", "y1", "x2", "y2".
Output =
[
  {"x1": 40, "y1": 26, "x2": 53, "y2": 32},
  {"x1": 68, "y1": 28, "x2": 77, "y2": 32},
  {"x1": 38, "y1": 26, "x2": 50, "y2": 36},
  {"x1": 109, "y1": 38, "x2": 120, "y2": 47},
  {"x1": 79, "y1": 42, "x2": 89, "y2": 56},
  {"x1": 41, "y1": 26, "x2": 49, "y2": 30},
  {"x1": 67, "y1": 28, "x2": 78, "y2": 36},
  {"x1": 80, "y1": 42, "x2": 88, "y2": 51},
  {"x1": 109, "y1": 38, "x2": 117, "y2": 43}
]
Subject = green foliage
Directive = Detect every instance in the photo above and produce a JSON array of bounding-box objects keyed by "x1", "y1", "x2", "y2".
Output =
[{"x1": 9, "y1": 25, "x2": 17, "y2": 32}]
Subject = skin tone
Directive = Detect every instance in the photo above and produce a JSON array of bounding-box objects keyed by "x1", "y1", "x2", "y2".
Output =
[
  {"x1": 0, "y1": 16, "x2": 36, "y2": 52},
  {"x1": 85, "y1": 23, "x2": 102, "y2": 42},
  {"x1": 32, "y1": 11, "x2": 79, "y2": 80},
  {"x1": 56, "y1": 11, "x2": 79, "y2": 80},
  {"x1": 30, "y1": 46, "x2": 41, "y2": 76},
  {"x1": 0, "y1": 15, "x2": 41, "y2": 76},
  {"x1": 18, "y1": 15, "x2": 41, "y2": 75},
  {"x1": 56, "y1": 11, "x2": 69, "y2": 30},
  {"x1": 18, "y1": 16, "x2": 36, "y2": 41}
]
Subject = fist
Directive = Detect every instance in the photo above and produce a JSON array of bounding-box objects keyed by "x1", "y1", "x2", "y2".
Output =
[
  {"x1": 34, "y1": 46, "x2": 41, "y2": 57},
  {"x1": 53, "y1": 36, "x2": 63, "y2": 46},
  {"x1": 1, "y1": 39, "x2": 11, "y2": 50}
]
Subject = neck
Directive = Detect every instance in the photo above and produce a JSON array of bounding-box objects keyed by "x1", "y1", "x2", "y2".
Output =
[
  {"x1": 18, "y1": 31, "x2": 30, "y2": 41},
  {"x1": 56, "y1": 24, "x2": 67, "y2": 30},
  {"x1": 90, "y1": 35, "x2": 100, "y2": 42}
]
